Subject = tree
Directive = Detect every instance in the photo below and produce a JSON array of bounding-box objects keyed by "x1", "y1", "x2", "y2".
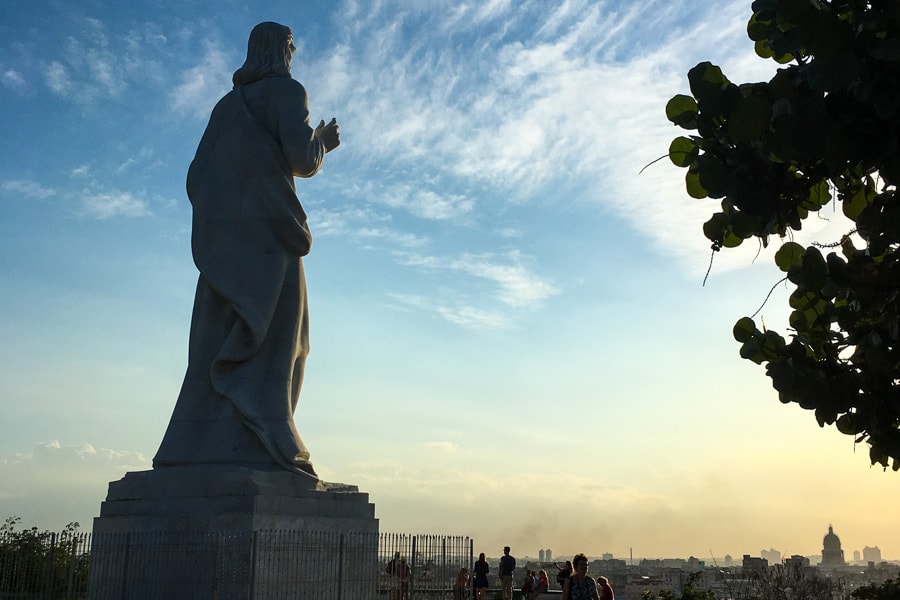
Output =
[
  {"x1": 641, "y1": 572, "x2": 716, "y2": 600},
  {"x1": 852, "y1": 576, "x2": 900, "y2": 600},
  {"x1": 0, "y1": 516, "x2": 90, "y2": 597},
  {"x1": 666, "y1": 0, "x2": 900, "y2": 469}
]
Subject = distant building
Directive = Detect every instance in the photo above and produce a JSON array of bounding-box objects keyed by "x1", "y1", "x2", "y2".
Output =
[
  {"x1": 760, "y1": 548, "x2": 782, "y2": 564},
  {"x1": 784, "y1": 555, "x2": 810, "y2": 572},
  {"x1": 821, "y1": 524, "x2": 846, "y2": 569},
  {"x1": 601, "y1": 553, "x2": 614, "y2": 561},
  {"x1": 854, "y1": 550, "x2": 861, "y2": 563},
  {"x1": 539, "y1": 549, "x2": 545, "y2": 562},
  {"x1": 723, "y1": 554, "x2": 733, "y2": 567},
  {"x1": 863, "y1": 546, "x2": 882, "y2": 563},
  {"x1": 546, "y1": 549, "x2": 552, "y2": 562},
  {"x1": 742, "y1": 555, "x2": 768, "y2": 573}
]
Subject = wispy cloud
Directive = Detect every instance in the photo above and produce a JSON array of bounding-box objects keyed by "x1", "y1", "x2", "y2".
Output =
[
  {"x1": 80, "y1": 190, "x2": 152, "y2": 219},
  {"x1": 45, "y1": 61, "x2": 71, "y2": 95},
  {"x1": 396, "y1": 250, "x2": 558, "y2": 309},
  {"x1": 357, "y1": 227, "x2": 428, "y2": 248},
  {"x1": 0, "y1": 441, "x2": 150, "y2": 529},
  {"x1": 425, "y1": 441, "x2": 458, "y2": 452},
  {"x1": 170, "y1": 40, "x2": 234, "y2": 119},
  {"x1": 377, "y1": 186, "x2": 474, "y2": 221},
  {"x1": 2, "y1": 179, "x2": 57, "y2": 200},
  {"x1": 43, "y1": 19, "x2": 130, "y2": 104},
  {"x1": 2, "y1": 69, "x2": 28, "y2": 92},
  {"x1": 313, "y1": 0, "x2": 788, "y2": 278},
  {"x1": 388, "y1": 293, "x2": 510, "y2": 330}
]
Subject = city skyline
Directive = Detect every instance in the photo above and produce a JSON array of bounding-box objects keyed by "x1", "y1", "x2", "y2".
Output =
[{"x1": 3, "y1": 0, "x2": 900, "y2": 560}]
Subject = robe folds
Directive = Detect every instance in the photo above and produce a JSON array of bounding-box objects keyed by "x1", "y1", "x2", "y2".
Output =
[{"x1": 153, "y1": 76, "x2": 325, "y2": 477}]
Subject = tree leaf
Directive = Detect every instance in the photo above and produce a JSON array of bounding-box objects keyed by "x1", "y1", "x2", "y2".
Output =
[
  {"x1": 668, "y1": 136, "x2": 699, "y2": 167},
  {"x1": 774, "y1": 241, "x2": 804, "y2": 272},
  {"x1": 686, "y1": 167, "x2": 708, "y2": 199},
  {"x1": 665, "y1": 95, "x2": 698, "y2": 129},
  {"x1": 733, "y1": 317, "x2": 759, "y2": 343}
]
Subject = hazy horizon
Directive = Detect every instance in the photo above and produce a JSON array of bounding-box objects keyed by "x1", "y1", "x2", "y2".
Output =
[{"x1": 2, "y1": 0, "x2": 899, "y2": 560}]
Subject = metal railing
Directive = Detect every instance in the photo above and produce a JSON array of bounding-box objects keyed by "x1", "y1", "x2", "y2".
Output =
[
  {"x1": 378, "y1": 534, "x2": 473, "y2": 599},
  {"x1": 0, "y1": 529, "x2": 91, "y2": 599},
  {"x1": 0, "y1": 529, "x2": 471, "y2": 600}
]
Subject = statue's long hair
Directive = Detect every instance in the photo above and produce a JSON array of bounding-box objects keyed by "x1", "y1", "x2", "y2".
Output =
[{"x1": 232, "y1": 22, "x2": 293, "y2": 87}]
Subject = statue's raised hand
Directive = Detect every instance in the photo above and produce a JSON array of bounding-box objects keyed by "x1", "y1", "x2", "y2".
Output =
[{"x1": 315, "y1": 117, "x2": 340, "y2": 152}]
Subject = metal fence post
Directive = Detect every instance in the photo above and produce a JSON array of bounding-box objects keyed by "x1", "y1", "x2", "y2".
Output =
[{"x1": 337, "y1": 532, "x2": 345, "y2": 600}]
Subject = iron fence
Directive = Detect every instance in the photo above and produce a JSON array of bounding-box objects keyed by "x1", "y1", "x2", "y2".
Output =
[
  {"x1": 0, "y1": 529, "x2": 91, "y2": 599},
  {"x1": 0, "y1": 530, "x2": 471, "y2": 600},
  {"x1": 378, "y1": 534, "x2": 473, "y2": 599}
]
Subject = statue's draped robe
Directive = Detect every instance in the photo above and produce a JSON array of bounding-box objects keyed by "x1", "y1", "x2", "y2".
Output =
[{"x1": 154, "y1": 76, "x2": 324, "y2": 476}]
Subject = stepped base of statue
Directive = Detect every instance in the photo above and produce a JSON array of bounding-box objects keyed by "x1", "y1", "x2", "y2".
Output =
[{"x1": 87, "y1": 465, "x2": 378, "y2": 600}]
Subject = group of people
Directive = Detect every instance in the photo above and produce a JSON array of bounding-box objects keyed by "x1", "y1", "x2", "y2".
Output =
[
  {"x1": 556, "y1": 554, "x2": 615, "y2": 600},
  {"x1": 386, "y1": 552, "x2": 412, "y2": 600},
  {"x1": 455, "y1": 548, "x2": 613, "y2": 600}
]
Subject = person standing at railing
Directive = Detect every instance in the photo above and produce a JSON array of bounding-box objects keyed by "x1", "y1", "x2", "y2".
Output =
[
  {"x1": 398, "y1": 557, "x2": 411, "y2": 600},
  {"x1": 473, "y1": 552, "x2": 490, "y2": 600},
  {"x1": 555, "y1": 560, "x2": 573, "y2": 590},
  {"x1": 596, "y1": 575, "x2": 614, "y2": 600},
  {"x1": 521, "y1": 569, "x2": 535, "y2": 598},
  {"x1": 528, "y1": 570, "x2": 549, "y2": 600},
  {"x1": 498, "y1": 546, "x2": 516, "y2": 600},
  {"x1": 386, "y1": 552, "x2": 402, "y2": 600},
  {"x1": 454, "y1": 567, "x2": 470, "y2": 600},
  {"x1": 561, "y1": 554, "x2": 600, "y2": 600}
]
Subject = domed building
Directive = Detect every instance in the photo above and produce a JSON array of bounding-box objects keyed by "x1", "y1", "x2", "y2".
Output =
[{"x1": 821, "y1": 524, "x2": 845, "y2": 569}]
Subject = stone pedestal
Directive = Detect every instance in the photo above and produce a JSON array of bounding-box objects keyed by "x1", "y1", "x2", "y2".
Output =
[{"x1": 87, "y1": 466, "x2": 378, "y2": 600}]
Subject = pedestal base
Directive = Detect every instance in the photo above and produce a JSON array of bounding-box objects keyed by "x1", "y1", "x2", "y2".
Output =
[{"x1": 88, "y1": 466, "x2": 378, "y2": 600}]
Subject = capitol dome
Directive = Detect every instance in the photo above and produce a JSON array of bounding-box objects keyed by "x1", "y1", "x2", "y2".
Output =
[{"x1": 821, "y1": 524, "x2": 845, "y2": 568}]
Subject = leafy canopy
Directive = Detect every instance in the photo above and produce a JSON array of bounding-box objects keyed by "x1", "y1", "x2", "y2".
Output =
[{"x1": 667, "y1": 0, "x2": 900, "y2": 468}]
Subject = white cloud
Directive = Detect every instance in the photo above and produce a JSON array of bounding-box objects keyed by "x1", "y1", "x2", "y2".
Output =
[
  {"x1": 170, "y1": 40, "x2": 234, "y2": 119},
  {"x1": 80, "y1": 190, "x2": 152, "y2": 219},
  {"x1": 387, "y1": 293, "x2": 510, "y2": 330},
  {"x1": 357, "y1": 227, "x2": 428, "y2": 248},
  {"x1": 45, "y1": 61, "x2": 71, "y2": 95},
  {"x1": 2, "y1": 69, "x2": 27, "y2": 92},
  {"x1": 43, "y1": 21, "x2": 131, "y2": 104},
  {"x1": 0, "y1": 441, "x2": 150, "y2": 530},
  {"x1": 396, "y1": 250, "x2": 558, "y2": 309},
  {"x1": 425, "y1": 441, "x2": 458, "y2": 452},
  {"x1": 314, "y1": 0, "x2": 801, "y2": 280},
  {"x1": 2, "y1": 179, "x2": 57, "y2": 200},
  {"x1": 70, "y1": 164, "x2": 91, "y2": 177},
  {"x1": 377, "y1": 187, "x2": 474, "y2": 221}
]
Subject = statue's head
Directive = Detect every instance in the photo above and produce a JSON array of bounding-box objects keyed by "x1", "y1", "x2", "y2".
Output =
[{"x1": 232, "y1": 22, "x2": 295, "y2": 86}]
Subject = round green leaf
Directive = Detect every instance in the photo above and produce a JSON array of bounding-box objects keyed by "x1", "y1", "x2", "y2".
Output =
[
  {"x1": 688, "y1": 62, "x2": 729, "y2": 105},
  {"x1": 723, "y1": 227, "x2": 743, "y2": 248},
  {"x1": 843, "y1": 182, "x2": 874, "y2": 220},
  {"x1": 686, "y1": 168, "x2": 708, "y2": 199},
  {"x1": 801, "y1": 246, "x2": 827, "y2": 289},
  {"x1": 836, "y1": 413, "x2": 859, "y2": 435},
  {"x1": 775, "y1": 241, "x2": 804, "y2": 272},
  {"x1": 733, "y1": 317, "x2": 759, "y2": 343},
  {"x1": 666, "y1": 94, "x2": 699, "y2": 129},
  {"x1": 754, "y1": 39, "x2": 774, "y2": 59},
  {"x1": 730, "y1": 209, "x2": 758, "y2": 237},
  {"x1": 703, "y1": 212, "x2": 728, "y2": 242},
  {"x1": 668, "y1": 136, "x2": 699, "y2": 167},
  {"x1": 739, "y1": 337, "x2": 765, "y2": 364},
  {"x1": 804, "y1": 180, "x2": 832, "y2": 210}
]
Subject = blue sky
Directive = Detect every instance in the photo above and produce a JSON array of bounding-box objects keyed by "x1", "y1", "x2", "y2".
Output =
[{"x1": 2, "y1": 0, "x2": 898, "y2": 561}]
